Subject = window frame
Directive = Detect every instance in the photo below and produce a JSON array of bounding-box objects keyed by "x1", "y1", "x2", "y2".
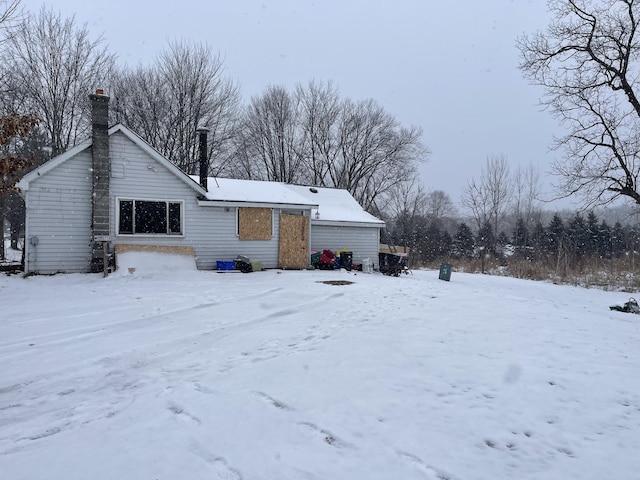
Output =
[
  {"x1": 116, "y1": 197, "x2": 185, "y2": 236},
  {"x1": 236, "y1": 207, "x2": 274, "y2": 240}
]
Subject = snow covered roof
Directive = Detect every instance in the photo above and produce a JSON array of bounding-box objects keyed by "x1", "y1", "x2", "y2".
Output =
[
  {"x1": 197, "y1": 178, "x2": 384, "y2": 227},
  {"x1": 285, "y1": 184, "x2": 385, "y2": 226},
  {"x1": 194, "y1": 177, "x2": 317, "y2": 208}
]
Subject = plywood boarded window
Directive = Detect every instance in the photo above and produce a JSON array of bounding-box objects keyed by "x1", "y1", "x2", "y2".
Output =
[{"x1": 237, "y1": 207, "x2": 272, "y2": 240}]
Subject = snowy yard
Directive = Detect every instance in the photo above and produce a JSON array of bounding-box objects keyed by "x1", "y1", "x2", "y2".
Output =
[{"x1": 0, "y1": 255, "x2": 639, "y2": 479}]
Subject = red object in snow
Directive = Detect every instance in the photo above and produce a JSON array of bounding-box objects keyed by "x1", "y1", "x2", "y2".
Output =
[{"x1": 319, "y1": 249, "x2": 336, "y2": 269}]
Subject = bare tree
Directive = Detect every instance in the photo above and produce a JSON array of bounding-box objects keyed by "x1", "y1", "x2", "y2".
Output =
[
  {"x1": 0, "y1": 0, "x2": 21, "y2": 49},
  {"x1": 511, "y1": 163, "x2": 542, "y2": 228},
  {"x1": 112, "y1": 40, "x2": 240, "y2": 175},
  {"x1": 425, "y1": 189, "x2": 457, "y2": 221},
  {"x1": 295, "y1": 80, "x2": 342, "y2": 185},
  {"x1": 2, "y1": 7, "x2": 115, "y2": 155},
  {"x1": 518, "y1": 0, "x2": 640, "y2": 207},
  {"x1": 462, "y1": 176, "x2": 491, "y2": 232},
  {"x1": 233, "y1": 85, "x2": 304, "y2": 183},
  {"x1": 111, "y1": 66, "x2": 167, "y2": 154},
  {"x1": 333, "y1": 98, "x2": 426, "y2": 211},
  {"x1": 462, "y1": 154, "x2": 511, "y2": 237},
  {"x1": 234, "y1": 83, "x2": 428, "y2": 212},
  {"x1": 385, "y1": 177, "x2": 427, "y2": 253}
]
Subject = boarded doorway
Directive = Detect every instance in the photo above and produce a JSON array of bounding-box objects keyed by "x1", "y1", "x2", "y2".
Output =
[{"x1": 278, "y1": 213, "x2": 309, "y2": 269}]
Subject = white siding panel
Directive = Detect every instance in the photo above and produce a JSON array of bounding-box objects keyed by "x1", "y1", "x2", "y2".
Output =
[
  {"x1": 310, "y1": 224, "x2": 381, "y2": 268},
  {"x1": 108, "y1": 132, "x2": 282, "y2": 269},
  {"x1": 26, "y1": 150, "x2": 93, "y2": 273},
  {"x1": 189, "y1": 207, "x2": 281, "y2": 269}
]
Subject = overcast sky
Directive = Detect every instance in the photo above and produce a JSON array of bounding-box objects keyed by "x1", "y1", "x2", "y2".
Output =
[{"x1": 23, "y1": 0, "x2": 573, "y2": 209}]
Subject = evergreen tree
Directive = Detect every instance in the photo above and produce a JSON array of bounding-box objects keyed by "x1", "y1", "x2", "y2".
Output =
[
  {"x1": 598, "y1": 220, "x2": 612, "y2": 259},
  {"x1": 512, "y1": 217, "x2": 529, "y2": 251},
  {"x1": 585, "y1": 211, "x2": 600, "y2": 256},
  {"x1": 626, "y1": 226, "x2": 640, "y2": 256},
  {"x1": 453, "y1": 222, "x2": 474, "y2": 259},
  {"x1": 546, "y1": 214, "x2": 564, "y2": 254},
  {"x1": 476, "y1": 221, "x2": 496, "y2": 255},
  {"x1": 566, "y1": 213, "x2": 588, "y2": 258},
  {"x1": 497, "y1": 231, "x2": 510, "y2": 248},
  {"x1": 530, "y1": 221, "x2": 545, "y2": 257},
  {"x1": 476, "y1": 221, "x2": 495, "y2": 273},
  {"x1": 421, "y1": 222, "x2": 442, "y2": 262},
  {"x1": 440, "y1": 230, "x2": 453, "y2": 259}
]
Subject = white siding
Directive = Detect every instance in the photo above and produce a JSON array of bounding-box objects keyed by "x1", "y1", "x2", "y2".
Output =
[
  {"x1": 25, "y1": 151, "x2": 93, "y2": 274},
  {"x1": 310, "y1": 224, "x2": 381, "y2": 268},
  {"x1": 193, "y1": 207, "x2": 282, "y2": 269},
  {"x1": 108, "y1": 132, "x2": 282, "y2": 269}
]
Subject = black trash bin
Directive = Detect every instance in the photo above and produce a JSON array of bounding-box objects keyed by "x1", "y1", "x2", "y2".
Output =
[
  {"x1": 439, "y1": 263, "x2": 452, "y2": 281},
  {"x1": 340, "y1": 251, "x2": 353, "y2": 271}
]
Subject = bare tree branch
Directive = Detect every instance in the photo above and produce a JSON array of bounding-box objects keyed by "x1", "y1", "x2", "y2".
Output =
[
  {"x1": 2, "y1": 6, "x2": 115, "y2": 155},
  {"x1": 112, "y1": 40, "x2": 241, "y2": 175},
  {"x1": 518, "y1": 0, "x2": 640, "y2": 207}
]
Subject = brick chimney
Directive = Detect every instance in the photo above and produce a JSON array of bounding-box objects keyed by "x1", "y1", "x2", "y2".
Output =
[
  {"x1": 89, "y1": 89, "x2": 111, "y2": 273},
  {"x1": 196, "y1": 126, "x2": 209, "y2": 191}
]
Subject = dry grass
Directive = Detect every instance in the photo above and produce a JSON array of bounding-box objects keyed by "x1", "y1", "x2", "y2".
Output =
[{"x1": 413, "y1": 256, "x2": 640, "y2": 292}]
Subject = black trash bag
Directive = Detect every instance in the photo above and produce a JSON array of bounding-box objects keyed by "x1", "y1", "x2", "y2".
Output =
[{"x1": 235, "y1": 256, "x2": 253, "y2": 273}]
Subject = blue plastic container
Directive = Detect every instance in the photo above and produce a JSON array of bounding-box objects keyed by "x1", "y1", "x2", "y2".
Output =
[{"x1": 216, "y1": 260, "x2": 236, "y2": 270}]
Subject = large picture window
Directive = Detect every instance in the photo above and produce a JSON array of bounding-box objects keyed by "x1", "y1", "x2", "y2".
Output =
[{"x1": 118, "y1": 199, "x2": 183, "y2": 235}]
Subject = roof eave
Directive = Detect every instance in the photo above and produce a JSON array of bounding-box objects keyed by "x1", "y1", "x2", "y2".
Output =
[
  {"x1": 17, "y1": 140, "x2": 92, "y2": 191},
  {"x1": 198, "y1": 199, "x2": 318, "y2": 209},
  {"x1": 312, "y1": 219, "x2": 385, "y2": 228}
]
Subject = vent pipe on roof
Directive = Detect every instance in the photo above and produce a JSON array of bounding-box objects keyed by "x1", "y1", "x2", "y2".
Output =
[{"x1": 196, "y1": 126, "x2": 209, "y2": 191}]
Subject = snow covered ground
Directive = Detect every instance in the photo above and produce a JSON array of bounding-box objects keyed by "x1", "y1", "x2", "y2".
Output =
[
  {"x1": 1, "y1": 241, "x2": 21, "y2": 264},
  {"x1": 1, "y1": 254, "x2": 639, "y2": 480}
]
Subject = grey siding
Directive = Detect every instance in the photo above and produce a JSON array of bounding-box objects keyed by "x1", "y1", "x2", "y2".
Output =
[
  {"x1": 108, "y1": 132, "x2": 282, "y2": 269},
  {"x1": 25, "y1": 151, "x2": 93, "y2": 274},
  {"x1": 310, "y1": 224, "x2": 381, "y2": 268},
  {"x1": 196, "y1": 207, "x2": 282, "y2": 269}
]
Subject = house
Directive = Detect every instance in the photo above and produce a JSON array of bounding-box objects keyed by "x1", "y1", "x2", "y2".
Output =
[{"x1": 17, "y1": 91, "x2": 384, "y2": 275}]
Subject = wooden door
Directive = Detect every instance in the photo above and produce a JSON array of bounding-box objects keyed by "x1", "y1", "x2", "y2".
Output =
[{"x1": 278, "y1": 213, "x2": 309, "y2": 269}]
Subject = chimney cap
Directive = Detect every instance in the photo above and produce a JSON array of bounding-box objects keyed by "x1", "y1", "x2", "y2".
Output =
[
  {"x1": 196, "y1": 126, "x2": 210, "y2": 133},
  {"x1": 95, "y1": 89, "x2": 105, "y2": 95}
]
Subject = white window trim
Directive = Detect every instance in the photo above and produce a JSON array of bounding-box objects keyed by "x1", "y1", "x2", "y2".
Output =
[{"x1": 116, "y1": 197, "x2": 185, "y2": 237}]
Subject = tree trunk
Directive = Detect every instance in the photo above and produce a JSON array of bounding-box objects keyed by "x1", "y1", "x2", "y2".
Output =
[{"x1": 0, "y1": 194, "x2": 5, "y2": 261}]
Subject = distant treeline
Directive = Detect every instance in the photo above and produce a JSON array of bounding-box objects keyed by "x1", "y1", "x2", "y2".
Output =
[{"x1": 386, "y1": 210, "x2": 640, "y2": 269}]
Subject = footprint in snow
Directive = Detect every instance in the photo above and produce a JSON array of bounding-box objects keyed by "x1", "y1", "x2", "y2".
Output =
[
  {"x1": 397, "y1": 451, "x2": 456, "y2": 480},
  {"x1": 190, "y1": 441, "x2": 243, "y2": 479},
  {"x1": 156, "y1": 386, "x2": 174, "y2": 397},
  {"x1": 192, "y1": 382, "x2": 214, "y2": 394},
  {"x1": 167, "y1": 402, "x2": 201, "y2": 425},
  {"x1": 254, "y1": 391, "x2": 293, "y2": 411},
  {"x1": 297, "y1": 421, "x2": 350, "y2": 448}
]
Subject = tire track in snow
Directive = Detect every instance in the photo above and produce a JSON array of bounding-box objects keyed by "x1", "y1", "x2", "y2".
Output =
[
  {"x1": 0, "y1": 286, "x2": 286, "y2": 353},
  {"x1": 0, "y1": 286, "x2": 353, "y2": 454}
]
